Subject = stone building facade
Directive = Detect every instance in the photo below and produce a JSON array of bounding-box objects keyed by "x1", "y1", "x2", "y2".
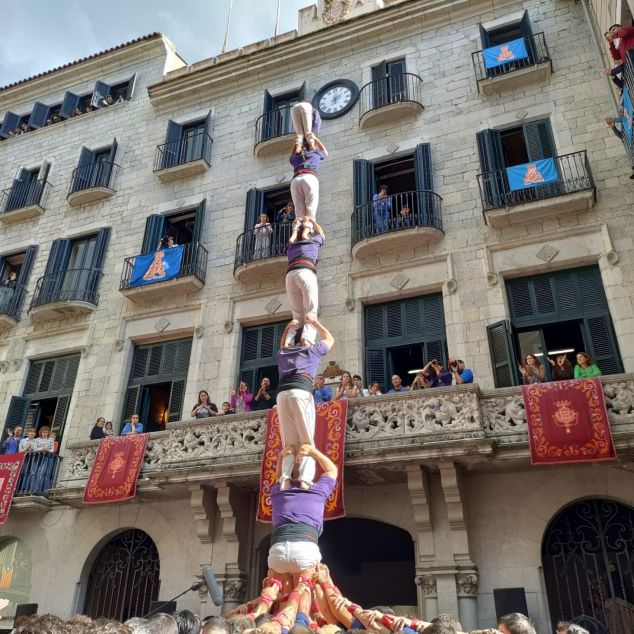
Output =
[{"x1": 0, "y1": 0, "x2": 633, "y2": 632}]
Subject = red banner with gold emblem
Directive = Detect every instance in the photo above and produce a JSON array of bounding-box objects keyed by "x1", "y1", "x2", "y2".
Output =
[
  {"x1": 257, "y1": 400, "x2": 346, "y2": 522},
  {"x1": 84, "y1": 434, "x2": 149, "y2": 504},
  {"x1": 0, "y1": 454, "x2": 25, "y2": 525},
  {"x1": 522, "y1": 378, "x2": 616, "y2": 465}
]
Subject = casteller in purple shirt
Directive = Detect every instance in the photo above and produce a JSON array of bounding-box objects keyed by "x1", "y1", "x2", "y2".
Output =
[
  {"x1": 278, "y1": 341, "x2": 329, "y2": 383},
  {"x1": 271, "y1": 474, "x2": 336, "y2": 534},
  {"x1": 286, "y1": 234, "x2": 324, "y2": 266},
  {"x1": 290, "y1": 149, "x2": 326, "y2": 173}
]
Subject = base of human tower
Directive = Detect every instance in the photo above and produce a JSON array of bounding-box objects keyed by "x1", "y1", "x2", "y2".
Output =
[{"x1": 224, "y1": 563, "x2": 467, "y2": 634}]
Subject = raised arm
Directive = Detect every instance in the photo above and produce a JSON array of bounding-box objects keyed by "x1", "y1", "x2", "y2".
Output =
[
  {"x1": 304, "y1": 316, "x2": 334, "y2": 351},
  {"x1": 312, "y1": 220, "x2": 325, "y2": 236},
  {"x1": 314, "y1": 137, "x2": 328, "y2": 156},
  {"x1": 299, "y1": 443, "x2": 337, "y2": 480}
]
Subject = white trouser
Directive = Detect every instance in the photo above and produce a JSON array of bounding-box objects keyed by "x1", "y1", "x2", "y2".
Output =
[
  {"x1": 276, "y1": 389, "x2": 316, "y2": 484},
  {"x1": 268, "y1": 540, "x2": 322, "y2": 573},
  {"x1": 291, "y1": 102, "x2": 314, "y2": 138},
  {"x1": 285, "y1": 269, "x2": 318, "y2": 345},
  {"x1": 291, "y1": 173, "x2": 319, "y2": 220}
]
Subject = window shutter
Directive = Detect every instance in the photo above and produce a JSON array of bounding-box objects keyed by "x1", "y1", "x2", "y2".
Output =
[
  {"x1": 371, "y1": 62, "x2": 388, "y2": 108},
  {"x1": 0, "y1": 257, "x2": 5, "y2": 280},
  {"x1": 107, "y1": 139, "x2": 118, "y2": 163},
  {"x1": 486, "y1": 320, "x2": 518, "y2": 387},
  {"x1": 365, "y1": 304, "x2": 385, "y2": 341},
  {"x1": 366, "y1": 348, "x2": 387, "y2": 389},
  {"x1": 478, "y1": 23, "x2": 491, "y2": 48},
  {"x1": 386, "y1": 303, "x2": 403, "y2": 338},
  {"x1": 51, "y1": 395, "x2": 70, "y2": 436},
  {"x1": 63, "y1": 356, "x2": 80, "y2": 390},
  {"x1": 507, "y1": 278, "x2": 534, "y2": 320},
  {"x1": 60, "y1": 91, "x2": 81, "y2": 119},
  {"x1": 174, "y1": 339, "x2": 192, "y2": 373},
  {"x1": 44, "y1": 239, "x2": 72, "y2": 277},
  {"x1": 414, "y1": 143, "x2": 434, "y2": 220},
  {"x1": 38, "y1": 161, "x2": 50, "y2": 183},
  {"x1": 533, "y1": 277, "x2": 556, "y2": 315},
  {"x1": 0, "y1": 112, "x2": 20, "y2": 139},
  {"x1": 168, "y1": 380, "x2": 186, "y2": 423},
  {"x1": 298, "y1": 82, "x2": 307, "y2": 101},
  {"x1": 403, "y1": 299, "x2": 423, "y2": 337},
  {"x1": 192, "y1": 200, "x2": 206, "y2": 244},
  {"x1": 28, "y1": 102, "x2": 51, "y2": 129},
  {"x1": 148, "y1": 346, "x2": 163, "y2": 376},
  {"x1": 353, "y1": 159, "x2": 375, "y2": 209},
  {"x1": 476, "y1": 129, "x2": 506, "y2": 208},
  {"x1": 131, "y1": 348, "x2": 149, "y2": 379},
  {"x1": 575, "y1": 267, "x2": 607, "y2": 309},
  {"x1": 162, "y1": 120, "x2": 183, "y2": 168},
  {"x1": 585, "y1": 314, "x2": 622, "y2": 375},
  {"x1": 141, "y1": 215, "x2": 166, "y2": 254},
  {"x1": 72, "y1": 147, "x2": 98, "y2": 193},
  {"x1": 245, "y1": 188, "x2": 266, "y2": 232},
  {"x1": 203, "y1": 111, "x2": 213, "y2": 154},
  {"x1": 261, "y1": 90, "x2": 276, "y2": 141},
  {"x1": 260, "y1": 325, "x2": 276, "y2": 359},
  {"x1": 25, "y1": 362, "x2": 43, "y2": 394},
  {"x1": 78, "y1": 147, "x2": 97, "y2": 166},
  {"x1": 424, "y1": 339, "x2": 446, "y2": 365},
  {"x1": 50, "y1": 358, "x2": 68, "y2": 392},
  {"x1": 91, "y1": 81, "x2": 112, "y2": 108},
  {"x1": 16, "y1": 246, "x2": 37, "y2": 288},
  {"x1": 422, "y1": 294, "x2": 446, "y2": 334},
  {"x1": 519, "y1": 10, "x2": 536, "y2": 63},
  {"x1": 523, "y1": 120, "x2": 555, "y2": 161},
  {"x1": 125, "y1": 74, "x2": 137, "y2": 101},
  {"x1": 122, "y1": 386, "x2": 141, "y2": 424},
  {"x1": 3, "y1": 396, "x2": 31, "y2": 434},
  {"x1": 242, "y1": 329, "x2": 260, "y2": 362},
  {"x1": 91, "y1": 228, "x2": 111, "y2": 270},
  {"x1": 263, "y1": 90, "x2": 275, "y2": 114}
]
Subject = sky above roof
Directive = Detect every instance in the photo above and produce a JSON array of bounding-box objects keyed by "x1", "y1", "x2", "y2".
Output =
[{"x1": 0, "y1": 0, "x2": 311, "y2": 86}]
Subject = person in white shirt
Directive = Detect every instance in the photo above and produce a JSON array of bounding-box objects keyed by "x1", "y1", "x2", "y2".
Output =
[
  {"x1": 34, "y1": 426, "x2": 55, "y2": 452},
  {"x1": 352, "y1": 374, "x2": 369, "y2": 397},
  {"x1": 253, "y1": 213, "x2": 273, "y2": 259},
  {"x1": 18, "y1": 428, "x2": 37, "y2": 453}
]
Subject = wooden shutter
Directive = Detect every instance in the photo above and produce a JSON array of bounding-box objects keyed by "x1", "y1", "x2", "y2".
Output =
[
  {"x1": 487, "y1": 320, "x2": 518, "y2": 387},
  {"x1": 91, "y1": 228, "x2": 111, "y2": 271},
  {"x1": 192, "y1": 200, "x2": 206, "y2": 244},
  {"x1": 72, "y1": 147, "x2": 97, "y2": 192},
  {"x1": 60, "y1": 91, "x2": 81, "y2": 119},
  {"x1": 414, "y1": 143, "x2": 434, "y2": 220},
  {"x1": 0, "y1": 112, "x2": 20, "y2": 139},
  {"x1": 91, "y1": 81, "x2": 112, "y2": 108},
  {"x1": 523, "y1": 120, "x2": 556, "y2": 161},
  {"x1": 476, "y1": 129, "x2": 506, "y2": 208},
  {"x1": 353, "y1": 159, "x2": 376, "y2": 209},
  {"x1": 366, "y1": 349, "x2": 387, "y2": 389},
  {"x1": 162, "y1": 120, "x2": 183, "y2": 168},
  {"x1": 142, "y1": 215, "x2": 166, "y2": 254},
  {"x1": 122, "y1": 385, "x2": 141, "y2": 422},
  {"x1": 167, "y1": 380, "x2": 186, "y2": 423},
  {"x1": 585, "y1": 315, "x2": 622, "y2": 375},
  {"x1": 519, "y1": 10, "x2": 536, "y2": 63},
  {"x1": 245, "y1": 188, "x2": 266, "y2": 232},
  {"x1": 261, "y1": 90, "x2": 275, "y2": 141},
  {"x1": 78, "y1": 147, "x2": 97, "y2": 166},
  {"x1": 51, "y1": 395, "x2": 70, "y2": 436},
  {"x1": 43, "y1": 239, "x2": 73, "y2": 298},
  {"x1": 3, "y1": 396, "x2": 31, "y2": 432},
  {"x1": 478, "y1": 23, "x2": 491, "y2": 48},
  {"x1": 107, "y1": 139, "x2": 118, "y2": 164},
  {"x1": 421, "y1": 294, "x2": 446, "y2": 334},
  {"x1": 371, "y1": 62, "x2": 388, "y2": 108},
  {"x1": 424, "y1": 339, "x2": 447, "y2": 365},
  {"x1": 125, "y1": 74, "x2": 137, "y2": 101},
  {"x1": 28, "y1": 102, "x2": 51, "y2": 129},
  {"x1": 576, "y1": 267, "x2": 607, "y2": 308},
  {"x1": 203, "y1": 111, "x2": 213, "y2": 156},
  {"x1": 38, "y1": 161, "x2": 50, "y2": 183},
  {"x1": 239, "y1": 322, "x2": 285, "y2": 389}
]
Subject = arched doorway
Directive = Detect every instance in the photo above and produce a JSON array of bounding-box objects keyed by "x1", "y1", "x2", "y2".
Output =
[
  {"x1": 84, "y1": 529, "x2": 160, "y2": 621},
  {"x1": 0, "y1": 538, "x2": 32, "y2": 621},
  {"x1": 257, "y1": 518, "x2": 416, "y2": 609},
  {"x1": 542, "y1": 498, "x2": 634, "y2": 634}
]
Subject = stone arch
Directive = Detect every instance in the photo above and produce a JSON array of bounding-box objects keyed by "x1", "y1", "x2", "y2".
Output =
[
  {"x1": 0, "y1": 536, "x2": 32, "y2": 620},
  {"x1": 541, "y1": 497, "x2": 634, "y2": 634}
]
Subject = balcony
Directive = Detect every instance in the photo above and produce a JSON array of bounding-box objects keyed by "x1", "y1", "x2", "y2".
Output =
[
  {"x1": 67, "y1": 161, "x2": 119, "y2": 206},
  {"x1": 477, "y1": 150, "x2": 596, "y2": 228},
  {"x1": 358, "y1": 73, "x2": 424, "y2": 130},
  {"x1": 0, "y1": 179, "x2": 51, "y2": 224},
  {"x1": 254, "y1": 105, "x2": 296, "y2": 158},
  {"x1": 119, "y1": 241, "x2": 208, "y2": 302},
  {"x1": 29, "y1": 268, "x2": 103, "y2": 322},
  {"x1": 0, "y1": 284, "x2": 27, "y2": 331},
  {"x1": 472, "y1": 33, "x2": 552, "y2": 95},
  {"x1": 351, "y1": 190, "x2": 443, "y2": 259},
  {"x1": 154, "y1": 130, "x2": 212, "y2": 183},
  {"x1": 12, "y1": 453, "x2": 62, "y2": 512},
  {"x1": 51, "y1": 374, "x2": 634, "y2": 502},
  {"x1": 233, "y1": 222, "x2": 291, "y2": 282}
]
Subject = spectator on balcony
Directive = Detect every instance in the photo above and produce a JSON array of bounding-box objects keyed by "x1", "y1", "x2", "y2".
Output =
[
  {"x1": 388, "y1": 374, "x2": 408, "y2": 393},
  {"x1": 334, "y1": 371, "x2": 357, "y2": 400},
  {"x1": 121, "y1": 414, "x2": 144, "y2": 435},
  {"x1": 160, "y1": 235, "x2": 178, "y2": 249},
  {"x1": 35, "y1": 426, "x2": 54, "y2": 453},
  {"x1": 396, "y1": 204, "x2": 413, "y2": 229},
  {"x1": 1, "y1": 272, "x2": 17, "y2": 289},
  {"x1": 101, "y1": 95, "x2": 115, "y2": 107},
  {"x1": 449, "y1": 359, "x2": 473, "y2": 384},
  {"x1": 51, "y1": 431, "x2": 59, "y2": 453},
  {"x1": 231, "y1": 381, "x2": 253, "y2": 414},
  {"x1": 253, "y1": 213, "x2": 273, "y2": 259},
  {"x1": 253, "y1": 377, "x2": 276, "y2": 411},
  {"x1": 605, "y1": 24, "x2": 634, "y2": 91},
  {"x1": 90, "y1": 417, "x2": 107, "y2": 440},
  {"x1": 19, "y1": 427, "x2": 37, "y2": 453},
  {"x1": 19, "y1": 122, "x2": 31, "y2": 135},
  {"x1": 313, "y1": 374, "x2": 333, "y2": 403},
  {"x1": 353, "y1": 374, "x2": 369, "y2": 397},
  {"x1": 276, "y1": 202, "x2": 296, "y2": 224},
  {"x1": 574, "y1": 352, "x2": 602, "y2": 379},
  {"x1": 548, "y1": 354, "x2": 574, "y2": 381},
  {"x1": 429, "y1": 359, "x2": 452, "y2": 387},
  {"x1": 0, "y1": 272, "x2": 17, "y2": 314},
  {"x1": 3, "y1": 427, "x2": 23, "y2": 455},
  {"x1": 410, "y1": 368, "x2": 430, "y2": 390},
  {"x1": 84, "y1": 104, "x2": 94, "y2": 114},
  {"x1": 73, "y1": 107, "x2": 83, "y2": 117},
  {"x1": 369, "y1": 381, "x2": 383, "y2": 396},
  {"x1": 218, "y1": 401, "x2": 235, "y2": 415},
  {"x1": 373, "y1": 185, "x2": 392, "y2": 234},
  {"x1": 104, "y1": 420, "x2": 114, "y2": 436},
  {"x1": 191, "y1": 390, "x2": 218, "y2": 418},
  {"x1": 518, "y1": 354, "x2": 545, "y2": 384}
]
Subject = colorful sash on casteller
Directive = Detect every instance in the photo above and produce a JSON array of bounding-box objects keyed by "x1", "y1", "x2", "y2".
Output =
[
  {"x1": 293, "y1": 168, "x2": 319, "y2": 179},
  {"x1": 287, "y1": 258, "x2": 317, "y2": 273}
]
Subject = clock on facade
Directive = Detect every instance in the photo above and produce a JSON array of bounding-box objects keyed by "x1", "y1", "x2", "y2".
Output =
[{"x1": 312, "y1": 79, "x2": 359, "y2": 119}]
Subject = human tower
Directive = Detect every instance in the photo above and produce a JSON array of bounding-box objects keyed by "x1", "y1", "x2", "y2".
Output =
[{"x1": 226, "y1": 103, "x2": 449, "y2": 634}]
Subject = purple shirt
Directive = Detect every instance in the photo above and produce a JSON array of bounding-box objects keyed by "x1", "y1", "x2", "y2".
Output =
[
  {"x1": 285, "y1": 235, "x2": 324, "y2": 264},
  {"x1": 277, "y1": 341, "x2": 329, "y2": 380},
  {"x1": 290, "y1": 150, "x2": 326, "y2": 172},
  {"x1": 429, "y1": 370, "x2": 452, "y2": 388},
  {"x1": 271, "y1": 475, "x2": 336, "y2": 534}
]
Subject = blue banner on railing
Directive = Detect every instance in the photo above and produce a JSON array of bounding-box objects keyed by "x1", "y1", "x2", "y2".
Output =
[
  {"x1": 483, "y1": 38, "x2": 529, "y2": 69},
  {"x1": 506, "y1": 158, "x2": 560, "y2": 191},
  {"x1": 623, "y1": 88, "x2": 633, "y2": 141},
  {"x1": 129, "y1": 245, "x2": 184, "y2": 287}
]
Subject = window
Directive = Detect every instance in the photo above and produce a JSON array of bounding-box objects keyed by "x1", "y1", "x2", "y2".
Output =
[
  {"x1": 90, "y1": 75, "x2": 137, "y2": 108},
  {"x1": 364, "y1": 295, "x2": 447, "y2": 391},
  {"x1": 122, "y1": 338, "x2": 192, "y2": 432},
  {"x1": 260, "y1": 83, "x2": 306, "y2": 141},
  {"x1": 159, "y1": 113, "x2": 212, "y2": 169},
  {"x1": 69, "y1": 141, "x2": 118, "y2": 193},
  {"x1": 0, "y1": 538, "x2": 32, "y2": 620},
  {"x1": 371, "y1": 58, "x2": 407, "y2": 108},
  {"x1": 239, "y1": 321, "x2": 287, "y2": 392},
  {"x1": 140, "y1": 201, "x2": 206, "y2": 254},
  {"x1": 0, "y1": 246, "x2": 37, "y2": 320},
  {"x1": 3, "y1": 162, "x2": 49, "y2": 212},
  {"x1": 479, "y1": 10, "x2": 537, "y2": 67},
  {"x1": 487, "y1": 265, "x2": 623, "y2": 387}
]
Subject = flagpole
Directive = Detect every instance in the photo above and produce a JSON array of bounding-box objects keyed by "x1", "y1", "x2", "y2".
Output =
[
  {"x1": 274, "y1": 0, "x2": 282, "y2": 36},
  {"x1": 222, "y1": 0, "x2": 234, "y2": 54}
]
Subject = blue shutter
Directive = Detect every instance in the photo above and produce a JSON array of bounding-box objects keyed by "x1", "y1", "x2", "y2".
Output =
[
  {"x1": 523, "y1": 120, "x2": 556, "y2": 160},
  {"x1": 478, "y1": 23, "x2": 491, "y2": 48},
  {"x1": 192, "y1": 200, "x2": 206, "y2": 244},
  {"x1": 162, "y1": 120, "x2": 183, "y2": 168},
  {"x1": 387, "y1": 59, "x2": 407, "y2": 101},
  {"x1": 122, "y1": 386, "x2": 141, "y2": 426},
  {"x1": 91, "y1": 81, "x2": 112, "y2": 108},
  {"x1": 585, "y1": 314, "x2": 622, "y2": 375},
  {"x1": 261, "y1": 90, "x2": 276, "y2": 141},
  {"x1": 72, "y1": 147, "x2": 98, "y2": 192},
  {"x1": 17, "y1": 246, "x2": 37, "y2": 286},
  {"x1": 44, "y1": 239, "x2": 72, "y2": 276},
  {"x1": 28, "y1": 102, "x2": 52, "y2": 129},
  {"x1": 142, "y1": 215, "x2": 166, "y2": 254},
  {"x1": 476, "y1": 129, "x2": 506, "y2": 208},
  {"x1": 125, "y1": 74, "x2": 137, "y2": 101},
  {"x1": 3, "y1": 396, "x2": 31, "y2": 433},
  {"x1": 245, "y1": 188, "x2": 266, "y2": 232},
  {"x1": 353, "y1": 159, "x2": 376, "y2": 208},
  {"x1": 371, "y1": 62, "x2": 388, "y2": 108},
  {"x1": 203, "y1": 111, "x2": 213, "y2": 158},
  {"x1": 168, "y1": 380, "x2": 186, "y2": 423},
  {"x1": 519, "y1": 10, "x2": 536, "y2": 63},
  {"x1": 91, "y1": 228, "x2": 111, "y2": 270},
  {"x1": 298, "y1": 81, "x2": 307, "y2": 101},
  {"x1": 0, "y1": 112, "x2": 20, "y2": 139},
  {"x1": 366, "y1": 349, "x2": 387, "y2": 390},
  {"x1": 60, "y1": 91, "x2": 81, "y2": 119},
  {"x1": 0, "y1": 257, "x2": 5, "y2": 280},
  {"x1": 99, "y1": 139, "x2": 118, "y2": 189},
  {"x1": 486, "y1": 320, "x2": 518, "y2": 387},
  {"x1": 414, "y1": 143, "x2": 434, "y2": 221}
]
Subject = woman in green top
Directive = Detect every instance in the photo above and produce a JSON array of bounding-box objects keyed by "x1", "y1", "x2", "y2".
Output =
[{"x1": 573, "y1": 352, "x2": 602, "y2": 378}]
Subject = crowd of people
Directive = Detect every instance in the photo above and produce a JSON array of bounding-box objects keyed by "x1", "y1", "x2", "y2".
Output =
[{"x1": 6, "y1": 608, "x2": 590, "y2": 634}]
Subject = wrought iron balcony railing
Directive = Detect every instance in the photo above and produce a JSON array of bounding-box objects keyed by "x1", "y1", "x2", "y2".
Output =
[
  {"x1": 29, "y1": 268, "x2": 103, "y2": 310},
  {"x1": 234, "y1": 221, "x2": 292, "y2": 271},
  {"x1": 1, "y1": 179, "x2": 51, "y2": 213},
  {"x1": 154, "y1": 130, "x2": 213, "y2": 171},
  {"x1": 471, "y1": 32, "x2": 552, "y2": 85},
  {"x1": 0, "y1": 283, "x2": 28, "y2": 321},
  {"x1": 477, "y1": 150, "x2": 595, "y2": 211},
  {"x1": 15, "y1": 453, "x2": 62, "y2": 497},
  {"x1": 254, "y1": 104, "x2": 296, "y2": 146},
  {"x1": 68, "y1": 161, "x2": 119, "y2": 196},
  {"x1": 358, "y1": 72, "x2": 424, "y2": 118},
  {"x1": 351, "y1": 189, "x2": 443, "y2": 248},
  {"x1": 119, "y1": 241, "x2": 209, "y2": 291}
]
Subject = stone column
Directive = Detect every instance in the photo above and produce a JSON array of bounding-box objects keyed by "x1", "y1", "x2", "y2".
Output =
[
  {"x1": 456, "y1": 573, "x2": 479, "y2": 632},
  {"x1": 415, "y1": 574, "x2": 438, "y2": 621}
]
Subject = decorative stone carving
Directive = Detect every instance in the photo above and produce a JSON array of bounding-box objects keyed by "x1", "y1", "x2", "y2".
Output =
[
  {"x1": 0, "y1": 361, "x2": 8, "y2": 373},
  {"x1": 486, "y1": 272, "x2": 498, "y2": 286},
  {"x1": 445, "y1": 278, "x2": 458, "y2": 294},
  {"x1": 456, "y1": 573, "x2": 479, "y2": 597},
  {"x1": 114, "y1": 339, "x2": 124, "y2": 351},
  {"x1": 536, "y1": 244, "x2": 559, "y2": 262},
  {"x1": 224, "y1": 321, "x2": 234, "y2": 333},
  {"x1": 415, "y1": 575, "x2": 437, "y2": 598},
  {"x1": 605, "y1": 250, "x2": 619, "y2": 265},
  {"x1": 515, "y1": 109, "x2": 528, "y2": 120},
  {"x1": 194, "y1": 326, "x2": 204, "y2": 339},
  {"x1": 323, "y1": 360, "x2": 344, "y2": 379},
  {"x1": 345, "y1": 297, "x2": 355, "y2": 311},
  {"x1": 154, "y1": 317, "x2": 170, "y2": 332},
  {"x1": 265, "y1": 298, "x2": 282, "y2": 314},
  {"x1": 387, "y1": 144, "x2": 400, "y2": 154},
  {"x1": 390, "y1": 273, "x2": 409, "y2": 290},
  {"x1": 224, "y1": 577, "x2": 247, "y2": 603},
  {"x1": 323, "y1": 0, "x2": 353, "y2": 25}
]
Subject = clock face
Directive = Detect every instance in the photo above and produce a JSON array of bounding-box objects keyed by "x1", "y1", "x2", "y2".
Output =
[{"x1": 313, "y1": 79, "x2": 359, "y2": 119}]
